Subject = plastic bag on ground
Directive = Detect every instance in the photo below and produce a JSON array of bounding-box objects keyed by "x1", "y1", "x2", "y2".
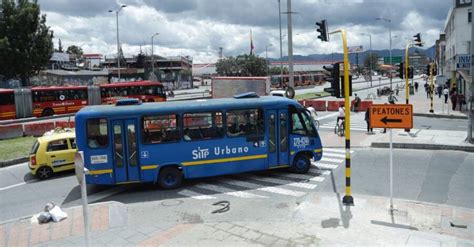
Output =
[{"x1": 49, "y1": 205, "x2": 68, "y2": 222}]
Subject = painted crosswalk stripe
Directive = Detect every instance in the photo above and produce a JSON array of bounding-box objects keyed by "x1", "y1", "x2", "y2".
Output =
[
  {"x1": 274, "y1": 172, "x2": 325, "y2": 182},
  {"x1": 245, "y1": 175, "x2": 317, "y2": 189},
  {"x1": 178, "y1": 189, "x2": 217, "y2": 200},
  {"x1": 320, "y1": 157, "x2": 344, "y2": 163},
  {"x1": 195, "y1": 183, "x2": 266, "y2": 198},
  {"x1": 323, "y1": 148, "x2": 355, "y2": 154},
  {"x1": 322, "y1": 152, "x2": 346, "y2": 158},
  {"x1": 221, "y1": 179, "x2": 305, "y2": 197},
  {"x1": 312, "y1": 162, "x2": 338, "y2": 169}
]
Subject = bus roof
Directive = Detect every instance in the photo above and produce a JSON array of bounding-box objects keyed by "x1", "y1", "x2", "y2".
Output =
[
  {"x1": 32, "y1": 85, "x2": 87, "y2": 91},
  {"x1": 99, "y1": 81, "x2": 163, "y2": 88},
  {"x1": 76, "y1": 96, "x2": 302, "y2": 119}
]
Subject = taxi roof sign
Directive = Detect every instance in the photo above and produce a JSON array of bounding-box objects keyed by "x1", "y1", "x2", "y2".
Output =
[{"x1": 369, "y1": 104, "x2": 413, "y2": 129}]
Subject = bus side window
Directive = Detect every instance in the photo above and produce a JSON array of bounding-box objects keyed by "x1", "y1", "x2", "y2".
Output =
[
  {"x1": 142, "y1": 115, "x2": 180, "y2": 144},
  {"x1": 226, "y1": 109, "x2": 264, "y2": 137},
  {"x1": 87, "y1": 119, "x2": 108, "y2": 148}
]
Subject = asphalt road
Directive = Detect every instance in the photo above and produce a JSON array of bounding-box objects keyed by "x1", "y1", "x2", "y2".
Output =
[{"x1": 1, "y1": 147, "x2": 472, "y2": 223}]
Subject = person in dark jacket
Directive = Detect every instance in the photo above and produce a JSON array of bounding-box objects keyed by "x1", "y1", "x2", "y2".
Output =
[{"x1": 365, "y1": 108, "x2": 373, "y2": 133}]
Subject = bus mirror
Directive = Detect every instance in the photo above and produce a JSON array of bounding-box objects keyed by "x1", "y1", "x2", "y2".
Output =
[
  {"x1": 285, "y1": 87, "x2": 295, "y2": 99},
  {"x1": 74, "y1": 151, "x2": 85, "y2": 184}
]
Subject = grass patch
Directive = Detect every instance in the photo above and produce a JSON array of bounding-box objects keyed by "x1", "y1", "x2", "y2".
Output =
[
  {"x1": 295, "y1": 91, "x2": 331, "y2": 100},
  {"x1": 0, "y1": 136, "x2": 36, "y2": 161}
]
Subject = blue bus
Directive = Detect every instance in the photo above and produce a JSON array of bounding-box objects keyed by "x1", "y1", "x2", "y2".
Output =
[{"x1": 75, "y1": 93, "x2": 323, "y2": 189}]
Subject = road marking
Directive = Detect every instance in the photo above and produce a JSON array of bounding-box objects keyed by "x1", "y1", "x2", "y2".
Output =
[
  {"x1": 195, "y1": 183, "x2": 266, "y2": 198},
  {"x1": 0, "y1": 182, "x2": 26, "y2": 191},
  {"x1": 316, "y1": 112, "x2": 339, "y2": 121},
  {"x1": 221, "y1": 179, "x2": 305, "y2": 197},
  {"x1": 178, "y1": 189, "x2": 217, "y2": 200},
  {"x1": 273, "y1": 172, "x2": 325, "y2": 182},
  {"x1": 245, "y1": 175, "x2": 318, "y2": 190},
  {"x1": 86, "y1": 186, "x2": 128, "y2": 203},
  {"x1": 322, "y1": 152, "x2": 346, "y2": 158},
  {"x1": 320, "y1": 157, "x2": 344, "y2": 163},
  {"x1": 312, "y1": 162, "x2": 338, "y2": 169},
  {"x1": 323, "y1": 148, "x2": 354, "y2": 154}
]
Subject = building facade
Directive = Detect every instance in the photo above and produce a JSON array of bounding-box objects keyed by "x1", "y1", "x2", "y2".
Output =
[{"x1": 442, "y1": 0, "x2": 472, "y2": 98}]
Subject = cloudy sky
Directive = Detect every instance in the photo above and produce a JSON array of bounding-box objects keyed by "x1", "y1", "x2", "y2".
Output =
[{"x1": 38, "y1": 0, "x2": 452, "y2": 63}]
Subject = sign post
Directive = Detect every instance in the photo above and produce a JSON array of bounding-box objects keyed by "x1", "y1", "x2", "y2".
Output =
[
  {"x1": 370, "y1": 104, "x2": 413, "y2": 210},
  {"x1": 74, "y1": 151, "x2": 90, "y2": 247}
]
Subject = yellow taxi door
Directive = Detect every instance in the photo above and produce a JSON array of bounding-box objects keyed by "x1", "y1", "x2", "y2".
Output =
[{"x1": 45, "y1": 139, "x2": 75, "y2": 172}]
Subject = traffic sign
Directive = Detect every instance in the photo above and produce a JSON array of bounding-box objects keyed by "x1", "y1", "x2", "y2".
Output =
[{"x1": 369, "y1": 104, "x2": 413, "y2": 129}]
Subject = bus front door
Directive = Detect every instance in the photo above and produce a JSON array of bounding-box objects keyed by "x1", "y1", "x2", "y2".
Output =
[
  {"x1": 267, "y1": 110, "x2": 289, "y2": 168},
  {"x1": 111, "y1": 119, "x2": 140, "y2": 183}
]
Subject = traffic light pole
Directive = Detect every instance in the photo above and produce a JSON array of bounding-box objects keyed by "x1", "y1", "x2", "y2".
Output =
[
  {"x1": 429, "y1": 63, "x2": 434, "y2": 113},
  {"x1": 330, "y1": 29, "x2": 353, "y2": 206},
  {"x1": 404, "y1": 43, "x2": 412, "y2": 104}
]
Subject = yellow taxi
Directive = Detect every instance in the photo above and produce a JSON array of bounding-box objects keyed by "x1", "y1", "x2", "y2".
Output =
[{"x1": 28, "y1": 129, "x2": 77, "y2": 179}]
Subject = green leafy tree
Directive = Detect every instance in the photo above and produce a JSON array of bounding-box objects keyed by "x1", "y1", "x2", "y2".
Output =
[
  {"x1": 0, "y1": 0, "x2": 54, "y2": 86},
  {"x1": 66, "y1": 45, "x2": 83, "y2": 56},
  {"x1": 135, "y1": 52, "x2": 146, "y2": 68},
  {"x1": 363, "y1": 53, "x2": 379, "y2": 73},
  {"x1": 216, "y1": 54, "x2": 267, "y2": 76},
  {"x1": 269, "y1": 66, "x2": 288, "y2": 75}
]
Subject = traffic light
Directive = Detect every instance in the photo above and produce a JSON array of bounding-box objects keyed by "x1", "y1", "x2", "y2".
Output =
[
  {"x1": 432, "y1": 64, "x2": 437, "y2": 75},
  {"x1": 323, "y1": 62, "x2": 340, "y2": 97},
  {"x1": 426, "y1": 64, "x2": 431, "y2": 75},
  {"x1": 408, "y1": 67, "x2": 414, "y2": 79},
  {"x1": 340, "y1": 75, "x2": 353, "y2": 97},
  {"x1": 316, "y1": 20, "x2": 329, "y2": 42},
  {"x1": 398, "y1": 62, "x2": 404, "y2": 79},
  {"x1": 413, "y1": 33, "x2": 422, "y2": 47}
]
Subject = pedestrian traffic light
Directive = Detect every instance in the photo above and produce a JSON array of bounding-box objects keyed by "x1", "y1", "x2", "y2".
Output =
[
  {"x1": 323, "y1": 62, "x2": 340, "y2": 97},
  {"x1": 316, "y1": 20, "x2": 329, "y2": 42},
  {"x1": 413, "y1": 33, "x2": 422, "y2": 47},
  {"x1": 398, "y1": 62, "x2": 404, "y2": 79},
  {"x1": 426, "y1": 64, "x2": 431, "y2": 75},
  {"x1": 408, "y1": 67, "x2": 414, "y2": 79}
]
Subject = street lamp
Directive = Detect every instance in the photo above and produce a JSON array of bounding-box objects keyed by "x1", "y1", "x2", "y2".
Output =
[
  {"x1": 361, "y1": 33, "x2": 372, "y2": 87},
  {"x1": 151, "y1": 32, "x2": 159, "y2": 76},
  {"x1": 376, "y1": 17, "x2": 393, "y2": 89},
  {"x1": 109, "y1": 4, "x2": 127, "y2": 81}
]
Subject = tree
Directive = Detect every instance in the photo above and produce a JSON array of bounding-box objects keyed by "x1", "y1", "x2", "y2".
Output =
[
  {"x1": 0, "y1": 0, "x2": 54, "y2": 86},
  {"x1": 363, "y1": 53, "x2": 379, "y2": 73},
  {"x1": 269, "y1": 66, "x2": 288, "y2": 75},
  {"x1": 216, "y1": 54, "x2": 267, "y2": 76},
  {"x1": 66, "y1": 45, "x2": 83, "y2": 57},
  {"x1": 135, "y1": 52, "x2": 146, "y2": 69}
]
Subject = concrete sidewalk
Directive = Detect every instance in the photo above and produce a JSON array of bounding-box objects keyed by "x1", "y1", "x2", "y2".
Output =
[{"x1": 1, "y1": 192, "x2": 472, "y2": 246}]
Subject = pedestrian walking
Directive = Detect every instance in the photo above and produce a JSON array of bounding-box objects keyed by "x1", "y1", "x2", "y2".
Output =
[
  {"x1": 451, "y1": 92, "x2": 457, "y2": 111},
  {"x1": 424, "y1": 82, "x2": 430, "y2": 99},
  {"x1": 365, "y1": 108, "x2": 373, "y2": 133},
  {"x1": 353, "y1": 93, "x2": 361, "y2": 112},
  {"x1": 437, "y1": 85, "x2": 442, "y2": 98},
  {"x1": 443, "y1": 87, "x2": 449, "y2": 103},
  {"x1": 414, "y1": 81, "x2": 419, "y2": 92},
  {"x1": 395, "y1": 84, "x2": 399, "y2": 96}
]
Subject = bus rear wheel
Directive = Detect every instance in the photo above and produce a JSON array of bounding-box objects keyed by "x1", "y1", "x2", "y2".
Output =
[
  {"x1": 157, "y1": 167, "x2": 183, "y2": 189},
  {"x1": 290, "y1": 154, "x2": 311, "y2": 174},
  {"x1": 42, "y1": 108, "x2": 54, "y2": 117}
]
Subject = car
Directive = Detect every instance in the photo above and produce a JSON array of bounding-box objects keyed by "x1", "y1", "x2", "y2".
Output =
[{"x1": 28, "y1": 129, "x2": 77, "y2": 179}]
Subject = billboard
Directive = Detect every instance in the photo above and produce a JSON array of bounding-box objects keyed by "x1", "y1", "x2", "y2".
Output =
[
  {"x1": 348, "y1": 46, "x2": 363, "y2": 53},
  {"x1": 384, "y1": 56, "x2": 402, "y2": 65},
  {"x1": 456, "y1": 0, "x2": 471, "y2": 8}
]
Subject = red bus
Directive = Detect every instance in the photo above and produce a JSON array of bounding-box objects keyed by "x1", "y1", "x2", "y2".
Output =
[
  {"x1": 99, "y1": 81, "x2": 166, "y2": 104},
  {"x1": 0, "y1": 89, "x2": 16, "y2": 120},
  {"x1": 0, "y1": 81, "x2": 166, "y2": 120},
  {"x1": 32, "y1": 86, "x2": 89, "y2": 117}
]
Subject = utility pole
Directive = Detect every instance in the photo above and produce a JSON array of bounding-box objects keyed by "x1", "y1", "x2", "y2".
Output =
[
  {"x1": 469, "y1": 0, "x2": 474, "y2": 143},
  {"x1": 286, "y1": 0, "x2": 294, "y2": 88},
  {"x1": 278, "y1": 0, "x2": 283, "y2": 86}
]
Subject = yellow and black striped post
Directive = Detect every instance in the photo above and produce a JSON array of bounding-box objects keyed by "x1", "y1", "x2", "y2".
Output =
[
  {"x1": 329, "y1": 29, "x2": 354, "y2": 205},
  {"x1": 429, "y1": 63, "x2": 434, "y2": 113}
]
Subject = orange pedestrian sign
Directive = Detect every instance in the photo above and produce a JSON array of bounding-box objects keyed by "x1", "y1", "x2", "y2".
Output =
[{"x1": 369, "y1": 104, "x2": 413, "y2": 129}]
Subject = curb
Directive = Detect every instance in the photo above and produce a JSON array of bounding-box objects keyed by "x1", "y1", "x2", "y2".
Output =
[
  {"x1": 371, "y1": 142, "x2": 474, "y2": 152},
  {"x1": 0, "y1": 157, "x2": 29, "y2": 168},
  {"x1": 413, "y1": 113, "x2": 468, "y2": 119}
]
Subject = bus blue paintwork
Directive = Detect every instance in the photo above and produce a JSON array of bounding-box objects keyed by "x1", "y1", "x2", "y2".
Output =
[{"x1": 75, "y1": 96, "x2": 323, "y2": 186}]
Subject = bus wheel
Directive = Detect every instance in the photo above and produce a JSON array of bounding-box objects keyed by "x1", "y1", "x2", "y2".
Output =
[
  {"x1": 158, "y1": 167, "x2": 182, "y2": 189},
  {"x1": 291, "y1": 154, "x2": 311, "y2": 174},
  {"x1": 42, "y1": 108, "x2": 54, "y2": 117},
  {"x1": 37, "y1": 166, "x2": 53, "y2": 179}
]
